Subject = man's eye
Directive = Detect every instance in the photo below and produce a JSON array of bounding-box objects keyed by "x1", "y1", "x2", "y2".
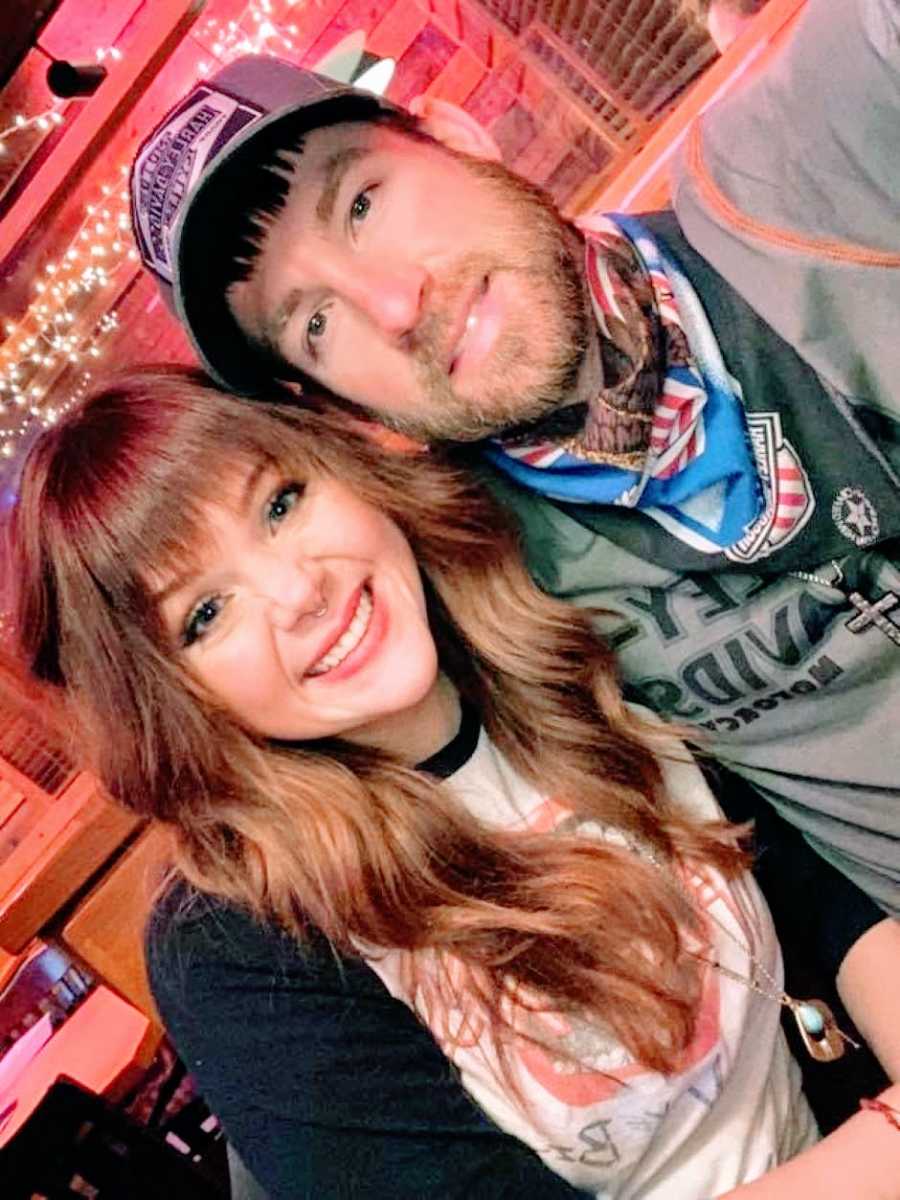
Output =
[
  {"x1": 183, "y1": 596, "x2": 222, "y2": 647},
  {"x1": 307, "y1": 310, "x2": 327, "y2": 341},
  {"x1": 266, "y1": 483, "x2": 304, "y2": 528},
  {"x1": 350, "y1": 190, "x2": 371, "y2": 222}
]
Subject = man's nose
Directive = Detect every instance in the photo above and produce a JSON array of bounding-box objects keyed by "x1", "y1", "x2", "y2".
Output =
[{"x1": 344, "y1": 259, "x2": 428, "y2": 343}]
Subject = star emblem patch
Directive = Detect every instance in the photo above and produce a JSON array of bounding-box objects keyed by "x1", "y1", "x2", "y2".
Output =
[{"x1": 831, "y1": 485, "x2": 880, "y2": 547}]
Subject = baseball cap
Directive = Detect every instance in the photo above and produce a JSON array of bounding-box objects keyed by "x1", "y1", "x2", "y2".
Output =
[{"x1": 130, "y1": 56, "x2": 397, "y2": 394}]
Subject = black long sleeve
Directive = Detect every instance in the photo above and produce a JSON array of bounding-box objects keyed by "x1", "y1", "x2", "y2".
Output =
[{"x1": 148, "y1": 887, "x2": 586, "y2": 1200}]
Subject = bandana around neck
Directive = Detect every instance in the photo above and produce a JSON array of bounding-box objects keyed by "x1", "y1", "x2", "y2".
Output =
[{"x1": 485, "y1": 214, "x2": 764, "y2": 553}]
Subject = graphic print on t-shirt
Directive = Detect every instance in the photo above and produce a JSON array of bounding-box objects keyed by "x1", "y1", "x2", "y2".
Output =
[{"x1": 363, "y1": 738, "x2": 810, "y2": 1198}]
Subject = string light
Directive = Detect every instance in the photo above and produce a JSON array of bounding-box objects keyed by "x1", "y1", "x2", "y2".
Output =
[
  {"x1": 1, "y1": 1, "x2": 319, "y2": 467},
  {"x1": 194, "y1": 0, "x2": 302, "y2": 71},
  {"x1": 0, "y1": 170, "x2": 129, "y2": 454},
  {"x1": 0, "y1": 106, "x2": 64, "y2": 156}
]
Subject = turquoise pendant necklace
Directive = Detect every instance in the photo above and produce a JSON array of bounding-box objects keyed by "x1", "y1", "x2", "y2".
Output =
[
  {"x1": 694, "y1": 898, "x2": 860, "y2": 1064},
  {"x1": 637, "y1": 831, "x2": 861, "y2": 1064}
]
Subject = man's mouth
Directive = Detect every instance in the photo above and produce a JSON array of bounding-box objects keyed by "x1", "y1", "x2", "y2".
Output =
[
  {"x1": 306, "y1": 585, "x2": 373, "y2": 677},
  {"x1": 448, "y1": 275, "x2": 493, "y2": 376}
]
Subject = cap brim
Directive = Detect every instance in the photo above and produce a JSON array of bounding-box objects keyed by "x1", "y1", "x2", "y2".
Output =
[{"x1": 172, "y1": 90, "x2": 387, "y2": 396}]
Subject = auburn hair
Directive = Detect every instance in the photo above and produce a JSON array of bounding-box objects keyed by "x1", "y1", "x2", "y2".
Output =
[{"x1": 8, "y1": 366, "x2": 746, "y2": 1075}]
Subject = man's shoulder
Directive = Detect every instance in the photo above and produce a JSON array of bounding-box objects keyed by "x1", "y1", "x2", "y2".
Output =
[{"x1": 478, "y1": 463, "x2": 675, "y2": 601}]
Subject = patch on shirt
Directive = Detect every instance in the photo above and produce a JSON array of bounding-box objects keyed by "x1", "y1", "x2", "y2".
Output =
[
  {"x1": 832, "y1": 485, "x2": 880, "y2": 547},
  {"x1": 726, "y1": 412, "x2": 814, "y2": 563}
]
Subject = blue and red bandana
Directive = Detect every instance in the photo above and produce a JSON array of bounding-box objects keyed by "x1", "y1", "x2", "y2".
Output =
[{"x1": 486, "y1": 214, "x2": 764, "y2": 554}]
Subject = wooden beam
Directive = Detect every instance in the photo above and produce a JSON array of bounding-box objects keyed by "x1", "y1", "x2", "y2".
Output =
[
  {"x1": 0, "y1": 0, "x2": 64, "y2": 90},
  {"x1": 587, "y1": 0, "x2": 809, "y2": 215},
  {"x1": 0, "y1": 772, "x2": 139, "y2": 954},
  {"x1": 0, "y1": 0, "x2": 202, "y2": 271}
]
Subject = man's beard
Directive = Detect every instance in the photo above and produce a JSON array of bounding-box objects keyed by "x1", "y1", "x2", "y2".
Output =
[{"x1": 374, "y1": 159, "x2": 592, "y2": 444}]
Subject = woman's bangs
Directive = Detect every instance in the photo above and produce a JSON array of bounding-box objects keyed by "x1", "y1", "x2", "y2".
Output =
[{"x1": 133, "y1": 420, "x2": 315, "y2": 618}]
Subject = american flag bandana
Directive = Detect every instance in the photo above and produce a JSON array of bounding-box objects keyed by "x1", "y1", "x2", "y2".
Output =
[{"x1": 485, "y1": 214, "x2": 764, "y2": 554}]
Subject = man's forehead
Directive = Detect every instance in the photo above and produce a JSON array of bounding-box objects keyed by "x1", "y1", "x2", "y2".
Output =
[
  {"x1": 285, "y1": 119, "x2": 389, "y2": 184},
  {"x1": 229, "y1": 120, "x2": 415, "y2": 341}
]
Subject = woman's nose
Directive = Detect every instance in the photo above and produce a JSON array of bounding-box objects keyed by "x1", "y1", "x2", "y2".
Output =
[{"x1": 255, "y1": 557, "x2": 324, "y2": 631}]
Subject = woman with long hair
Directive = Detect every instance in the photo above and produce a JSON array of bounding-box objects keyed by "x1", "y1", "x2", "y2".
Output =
[{"x1": 7, "y1": 368, "x2": 900, "y2": 1199}]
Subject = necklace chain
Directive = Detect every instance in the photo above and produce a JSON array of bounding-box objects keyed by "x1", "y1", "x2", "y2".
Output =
[
  {"x1": 640, "y1": 839, "x2": 861, "y2": 1061},
  {"x1": 789, "y1": 558, "x2": 845, "y2": 591}
]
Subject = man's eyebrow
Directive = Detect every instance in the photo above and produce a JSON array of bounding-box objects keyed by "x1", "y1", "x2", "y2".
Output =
[
  {"x1": 260, "y1": 147, "x2": 370, "y2": 353},
  {"x1": 263, "y1": 287, "x2": 304, "y2": 352},
  {"x1": 315, "y1": 145, "x2": 369, "y2": 225}
]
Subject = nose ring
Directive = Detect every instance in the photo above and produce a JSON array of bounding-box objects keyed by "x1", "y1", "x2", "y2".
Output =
[{"x1": 313, "y1": 597, "x2": 327, "y2": 618}]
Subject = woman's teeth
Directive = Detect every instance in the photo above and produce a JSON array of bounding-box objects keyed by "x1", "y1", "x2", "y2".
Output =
[{"x1": 307, "y1": 588, "x2": 373, "y2": 677}]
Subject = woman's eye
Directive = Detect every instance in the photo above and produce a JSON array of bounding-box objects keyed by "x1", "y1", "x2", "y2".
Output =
[
  {"x1": 266, "y1": 483, "x2": 304, "y2": 528},
  {"x1": 307, "y1": 310, "x2": 327, "y2": 342},
  {"x1": 183, "y1": 596, "x2": 222, "y2": 647},
  {"x1": 349, "y1": 189, "x2": 372, "y2": 222}
]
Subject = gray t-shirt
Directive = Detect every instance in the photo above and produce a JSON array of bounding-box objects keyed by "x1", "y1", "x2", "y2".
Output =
[{"x1": 496, "y1": 472, "x2": 899, "y2": 915}]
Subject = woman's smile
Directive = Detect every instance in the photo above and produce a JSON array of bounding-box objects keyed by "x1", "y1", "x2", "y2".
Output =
[{"x1": 305, "y1": 583, "x2": 379, "y2": 679}]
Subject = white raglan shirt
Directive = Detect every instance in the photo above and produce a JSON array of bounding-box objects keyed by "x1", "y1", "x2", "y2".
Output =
[{"x1": 364, "y1": 724, "x2": 817, "y2": 1198}]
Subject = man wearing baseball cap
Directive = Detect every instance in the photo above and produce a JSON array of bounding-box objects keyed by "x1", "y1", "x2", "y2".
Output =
[
  {"x1": 132, "y1": 0, "x2": 900, "y2": 1182},
  {"x1": 132, "y1": 0, "x2": 899, "y2": 899}
]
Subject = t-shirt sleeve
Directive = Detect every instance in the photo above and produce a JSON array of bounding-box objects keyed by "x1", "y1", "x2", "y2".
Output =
[{"x1": 147, "y1": 891, "x2": 586, "y2": 1200}]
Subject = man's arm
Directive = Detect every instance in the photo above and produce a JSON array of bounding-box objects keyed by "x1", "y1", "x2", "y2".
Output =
[
  {"x1": 838, "y1": 918, "x2": 900, "y2": 1082},
  {"x1": 721, "y1": 1081, "x2": 900, "y2": 1199}
]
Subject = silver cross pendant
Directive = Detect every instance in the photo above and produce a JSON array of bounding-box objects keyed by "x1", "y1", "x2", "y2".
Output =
[{"x1": 846, "y1": 590, "x2": 900, "y2": 648}]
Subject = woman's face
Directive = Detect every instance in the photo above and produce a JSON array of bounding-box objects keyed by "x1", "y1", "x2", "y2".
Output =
[{"x1": 153, "y1": 459, "x2": 441, "y2": 750}]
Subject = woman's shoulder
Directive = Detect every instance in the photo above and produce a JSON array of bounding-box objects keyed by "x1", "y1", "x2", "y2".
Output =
[{"x1": 146, "y1": 879, "x2": 378, "y2": 1019}]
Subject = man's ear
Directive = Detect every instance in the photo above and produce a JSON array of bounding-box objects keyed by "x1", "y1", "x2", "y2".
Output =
[{"x1": 408, "y1": 95, "x2": 503, "y2": 162}]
